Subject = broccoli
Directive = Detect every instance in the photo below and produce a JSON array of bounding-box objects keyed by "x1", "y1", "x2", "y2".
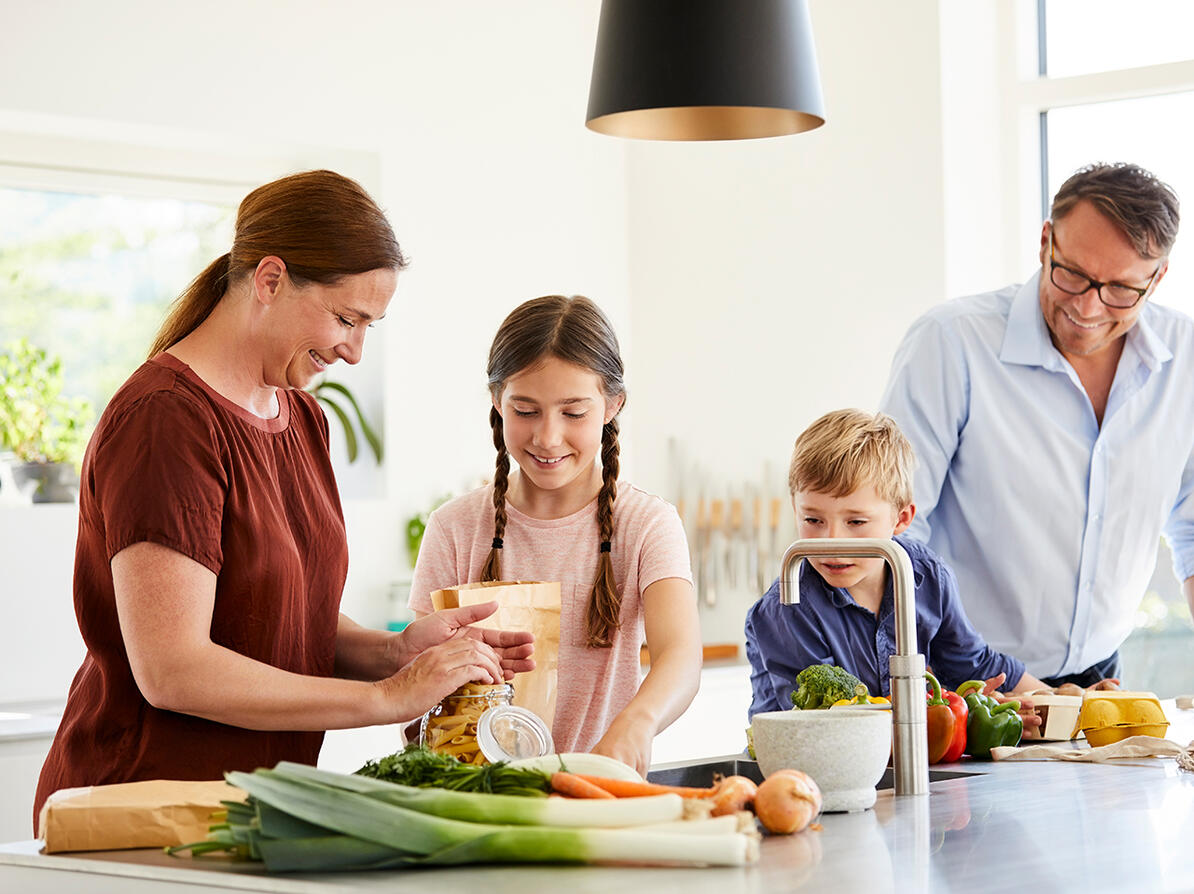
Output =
[{"x1": 790, "y1": 663, "x2": 865, "y2": 710}]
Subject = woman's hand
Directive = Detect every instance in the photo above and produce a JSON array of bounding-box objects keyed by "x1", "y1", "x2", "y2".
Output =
[
  {"x1": 590, "y1": 710, "x2": 655, "y2": 777},
  {"x1": 396, "y1": 601, "x2": 535, "y2": 679},
  {"x1": 374, "y1": 636, "x2": 510, "y2": 724}
]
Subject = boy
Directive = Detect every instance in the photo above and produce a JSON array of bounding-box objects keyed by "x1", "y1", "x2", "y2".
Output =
[{"x1": 745, "y1": 409, "x2": 1048, "y2": 720}]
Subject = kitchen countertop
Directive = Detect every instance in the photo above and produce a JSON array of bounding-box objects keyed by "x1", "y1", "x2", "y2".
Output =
[
  {"x1": 0, "y1": 703, "x2": 62, "y2": 743},
  {"x1": 2, "y1": 704, "x2": 1192, "y2": 893}
]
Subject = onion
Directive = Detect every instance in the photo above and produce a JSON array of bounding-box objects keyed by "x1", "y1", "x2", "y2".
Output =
[
  {"x1": 753, "y1": 769, "x2": 823, "y2": 834},
  {"x1": 710, "y1": 775, "x2": 758, "y2": 817}
]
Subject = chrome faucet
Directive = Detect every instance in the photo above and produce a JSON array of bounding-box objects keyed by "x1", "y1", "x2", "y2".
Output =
[{"x1": 779, "y1": 537, "x2": 929, "y2": 797}]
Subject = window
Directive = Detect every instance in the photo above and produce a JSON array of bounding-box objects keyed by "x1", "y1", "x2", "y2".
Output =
[
  {"x1": 0, "y1": 186, "x2": 234, "y2": 414},
  {"x1": 0, "y1": 128, "x2": 387, "y2": 498},
  {"x1": 1042, "y1": 0, "x2": 1194, "y2": 78},
  {"x1": 1030, "y1": 0, "x2": 1194, "y2": 693},
  {"x1": 1038, "y1": 0, "x2": 1194, "y2": 316}
]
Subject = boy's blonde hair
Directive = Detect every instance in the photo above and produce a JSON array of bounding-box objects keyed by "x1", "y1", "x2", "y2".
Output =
[{"x1": 788, "y1": 409, "x2": 915, "y2": 509}]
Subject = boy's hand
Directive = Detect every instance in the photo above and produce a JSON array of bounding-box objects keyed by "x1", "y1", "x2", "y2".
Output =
[{"x1": 982, "y1": 673, "x2": 1042, "y2": 734}]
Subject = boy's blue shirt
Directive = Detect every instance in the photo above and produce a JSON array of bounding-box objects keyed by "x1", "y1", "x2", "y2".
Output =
[{"x1": 744, "y1": 534, "x2": 1025, "y2": 718}]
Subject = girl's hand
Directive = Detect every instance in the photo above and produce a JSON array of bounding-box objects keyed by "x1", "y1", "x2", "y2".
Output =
[
  {"x1": 396, "y1": 601, "x2": 535, "y2": 679},
  {"x1": 374, "y1": 637, "x2": 507, "y2": 724},
  {"x1": 590, "y1": 711, "x2": 655, "y2": 777}
]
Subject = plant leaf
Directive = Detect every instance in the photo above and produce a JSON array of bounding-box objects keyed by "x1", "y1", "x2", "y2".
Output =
[
  {"x1": 315, "y1": 395, "x2": 359, "y2": 462},
  {"x1": 314, "y1": 381, "x2": 383, "y2": 464}
]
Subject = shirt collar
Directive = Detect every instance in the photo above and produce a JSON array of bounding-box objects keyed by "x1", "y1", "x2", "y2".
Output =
[
  {"x1": 999, "y1": 269, "x2": 1172, "y2": 373},
  {"x1": 1125, "y1": 306, "x2": 1172, "y2": 372},
  {"x1": 1000, "y1": 270, "x2": 1058, "y2": 369},
  {"x1": 800, "y1": 541, "x2": 926, "y2": 610}
]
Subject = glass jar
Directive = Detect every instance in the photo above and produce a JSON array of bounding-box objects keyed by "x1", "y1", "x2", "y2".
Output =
[
  {"x1": 419, "y1": 682, "x2": 514, "y2": 765},
  {"x1": 418, "y1": 681, "x2": 553, "y2": 764}
]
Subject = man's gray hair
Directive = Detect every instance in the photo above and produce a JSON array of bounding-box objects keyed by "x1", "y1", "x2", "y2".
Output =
[{"x1": 1051, "y1": 162, "x2": 1180, "y2": 259}]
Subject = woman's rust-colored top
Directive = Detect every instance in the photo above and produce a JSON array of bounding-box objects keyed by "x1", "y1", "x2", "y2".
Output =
[{"x1": 34, "y1": 353, "x2": 348, "y2": 827}]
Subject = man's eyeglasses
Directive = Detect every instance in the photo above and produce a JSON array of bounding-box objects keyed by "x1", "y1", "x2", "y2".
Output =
[{"x1": 1048, "y1": 231, "x2": 1162, "y2": 310}]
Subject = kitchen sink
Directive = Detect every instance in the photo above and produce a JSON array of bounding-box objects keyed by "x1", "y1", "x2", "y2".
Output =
[{"x1": 647, "y1": 755, "x2": 980, "y2": 789}]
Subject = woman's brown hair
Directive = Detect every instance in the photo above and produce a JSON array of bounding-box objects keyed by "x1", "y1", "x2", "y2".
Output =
[
  {"x1": 482, "y1": 295, "x2": 627, "y2": 648},
  {"x1": 148, "y1": 169, "x2": 406, "y2": 359}
]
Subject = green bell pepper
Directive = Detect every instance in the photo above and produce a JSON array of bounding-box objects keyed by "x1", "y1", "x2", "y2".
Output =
[{"x1": 956, "y1": 680, "x2": 1023, "y2": 758}]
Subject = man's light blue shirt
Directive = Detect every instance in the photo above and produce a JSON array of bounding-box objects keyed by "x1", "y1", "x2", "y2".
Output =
[{"x1": 880, "y1": 271, "x2": 1194, "y2": 678}]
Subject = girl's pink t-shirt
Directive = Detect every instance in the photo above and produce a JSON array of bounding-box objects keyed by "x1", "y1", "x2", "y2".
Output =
[{"x1": 409, "y1": 482, "x2": 693, "y2": 753}]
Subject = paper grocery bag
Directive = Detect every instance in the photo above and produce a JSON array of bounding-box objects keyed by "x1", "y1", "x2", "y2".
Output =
[
  {"x1": 432, "y1": 580, "x2": 561, "y2": 728},
  {"x1": 39, "y1": 779, "x2": 245, "y2": 853}
]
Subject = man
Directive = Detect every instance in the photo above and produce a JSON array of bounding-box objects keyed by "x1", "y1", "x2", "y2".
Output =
[{"x1": 879, "y1": 162, "x2": 1192, "y2": 687}]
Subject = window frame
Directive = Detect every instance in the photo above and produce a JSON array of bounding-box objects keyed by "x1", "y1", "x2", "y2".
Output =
[{"x1": 1002, "y1": 1, "x2": 1194, "y2": 252}]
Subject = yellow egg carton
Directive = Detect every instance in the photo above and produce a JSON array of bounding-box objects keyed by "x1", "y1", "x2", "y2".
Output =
[{"x1": 1076, "y1": 690, "x2": 1169, "y2": 747}]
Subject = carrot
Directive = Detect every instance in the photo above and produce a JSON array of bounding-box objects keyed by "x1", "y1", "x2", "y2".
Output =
[
  {"x1": 575, "y1": 774, "x2": 718, "y2": 799},
  {"x1": 549, "y1": 771, "x2": 617, "y2": 799}
]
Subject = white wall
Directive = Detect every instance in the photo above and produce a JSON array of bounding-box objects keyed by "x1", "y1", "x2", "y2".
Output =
[
  {"x1": 623, "y1": 0, "x2": 950, "y2": 646},
  {"x1": 0, "y1": 0, "x2": 625, "y2": 697},
  {"x1": 1, "y1": 0, "x2": 1002, "y2": 698}
]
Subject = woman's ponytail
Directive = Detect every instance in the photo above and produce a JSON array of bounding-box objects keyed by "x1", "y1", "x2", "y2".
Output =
[{"x1": 147, "y1": 253, "x2": 230, "y2": 359}]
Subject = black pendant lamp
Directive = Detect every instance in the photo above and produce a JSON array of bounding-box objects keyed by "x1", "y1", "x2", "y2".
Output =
[{"x1": 585, "y1": 0, "x2": 825, "y2": 141}]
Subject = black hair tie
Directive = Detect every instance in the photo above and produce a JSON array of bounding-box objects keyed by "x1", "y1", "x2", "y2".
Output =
[
  {"x1": 600, "y1": 541, "x2": 612, "y2": 553},
  {"x1": 492, "y1": 537, "x2": 504, "y2": 550}
]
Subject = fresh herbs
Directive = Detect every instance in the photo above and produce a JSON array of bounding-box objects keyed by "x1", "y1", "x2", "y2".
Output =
[{"x1": 356, "y1": 744, "x2": 552, "y2": 797}]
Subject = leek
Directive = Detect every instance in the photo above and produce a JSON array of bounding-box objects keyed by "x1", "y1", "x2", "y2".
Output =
[
  {"x1": 275, "y1": 762, "x2": 685, "y2": 827},
  {"x1": 171, "y1": 764, "x2": 759, "y2": 871}
]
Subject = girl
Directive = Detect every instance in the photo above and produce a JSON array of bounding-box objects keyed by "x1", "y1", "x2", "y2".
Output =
[{"x1": 410, "y1": 295, "x2": 701, "y2": 774}]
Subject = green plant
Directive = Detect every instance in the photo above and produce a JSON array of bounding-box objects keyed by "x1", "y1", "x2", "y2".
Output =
[
  {"x1": 309, "y1": 378, "x2": 382, "y2": 465},
  {"x1": 405, "y1": 493, "x2": 452, "y2": 567},
  {"x1": 0, "y1": 338, "x2": 93, "y2": 467}
]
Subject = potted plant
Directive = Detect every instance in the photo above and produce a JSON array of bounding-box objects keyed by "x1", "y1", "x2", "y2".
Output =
[
  {"x1": 308, "y1": 377, "x2": 383, "y2": 465},
  {"x1": 0, "y1": 338, "x2": 93, "y2": 503}
]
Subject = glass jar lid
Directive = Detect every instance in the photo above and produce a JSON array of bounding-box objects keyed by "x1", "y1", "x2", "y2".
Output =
[{"x1": 477, "y1": 705, "x2": 554, "y2": 762}]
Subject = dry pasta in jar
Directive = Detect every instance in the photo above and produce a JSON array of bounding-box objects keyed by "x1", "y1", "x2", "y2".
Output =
[{"x1": 419, "y1": 682, "x2": 514, "y2": 765}]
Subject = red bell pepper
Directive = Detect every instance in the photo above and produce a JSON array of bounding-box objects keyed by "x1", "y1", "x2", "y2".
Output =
[
  {"x1": 940, "y1": 688, "x2": 968, "y2": 762},
  {"x1": 924, "y1": 671, "x2": 957, "y2": 765}
]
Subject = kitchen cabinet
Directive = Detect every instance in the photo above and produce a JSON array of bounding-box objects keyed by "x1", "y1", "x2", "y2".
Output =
[
  {"x1": 2, "y1": 703, "x2": 1192, "y2": 892},
  {"x1": 0, "y1": 705, "x2": 62, "y2": 843}
]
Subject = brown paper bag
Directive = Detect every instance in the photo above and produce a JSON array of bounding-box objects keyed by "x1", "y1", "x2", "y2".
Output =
[
  {"x1": 39, "y1": 779, "x2": 245, "y2": 853},
  {"x1": 432, "y1": 580, "x2": 561, "y2": 728}
]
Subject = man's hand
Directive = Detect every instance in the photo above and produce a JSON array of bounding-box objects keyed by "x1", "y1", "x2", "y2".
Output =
[{"x1": 396, "y1": 601, "x2": 534, "y2": 680}]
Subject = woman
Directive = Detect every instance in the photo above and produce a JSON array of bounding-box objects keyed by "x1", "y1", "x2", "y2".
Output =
[{"x1": 34, "y1": 170, "x2": 532, "y2": 826}]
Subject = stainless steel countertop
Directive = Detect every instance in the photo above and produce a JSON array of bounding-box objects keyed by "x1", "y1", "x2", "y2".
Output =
[{"x1": 2, "y1": 704, "x2": 1192, "y2": 893}]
